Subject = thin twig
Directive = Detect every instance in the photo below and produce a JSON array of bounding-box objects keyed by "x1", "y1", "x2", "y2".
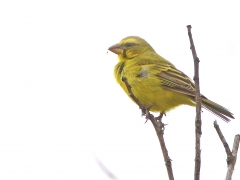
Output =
[
  {"x1": 214, "y1": 121, "x2": 240, "y2": 180},
  {"x1": 226, "y1": 134, "x2": 240, "y2": 180},
  {"x1": 122, "y1": 76, "x2": 174, "y2": 180},
  {"x1": 187, "y1": 25, "x2": 202, "y2": 180},
  {"x1": 151, "y1": 113, "x2": 174, "y2": 180},
  {"x1": 214, "y1": 121, "x2": 232, "y2": 156}
]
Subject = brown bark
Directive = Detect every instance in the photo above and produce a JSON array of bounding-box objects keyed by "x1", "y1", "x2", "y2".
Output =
[{"x1": 187, "y1": 25, "x2": 202, "y2": 180}]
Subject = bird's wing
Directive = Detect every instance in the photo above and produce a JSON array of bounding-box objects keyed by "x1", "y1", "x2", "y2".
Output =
[
  {"x1": 140, "y1": 61, "x2": 197, "y2": 97},
  {"x1": 135, "y1": 56, "x2": 202, "y2": 98}
]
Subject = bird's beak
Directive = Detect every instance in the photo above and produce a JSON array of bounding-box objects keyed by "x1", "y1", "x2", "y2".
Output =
[{"x1": 108, "y1": 43, "x2": 123, "y2": 55}]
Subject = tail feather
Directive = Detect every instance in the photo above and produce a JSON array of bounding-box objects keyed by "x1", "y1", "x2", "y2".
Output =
[
  {"x1": 190, "y1": 97, "x2": 234, "y2": 122},
  {"x1": 202, "y1": 101, "x2": 232, "y2": 123}
]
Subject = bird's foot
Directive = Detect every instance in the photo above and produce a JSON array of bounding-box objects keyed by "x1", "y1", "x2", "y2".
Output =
[
  {"x1": 155, "y1": 113, "x2": 167, "y2": 130},
  {"x1": 139, "y1": 105, "x2": 153, "y2": 123},
  {"x1": 140, "y1": 106, "x2": 147, "y2": 117}
]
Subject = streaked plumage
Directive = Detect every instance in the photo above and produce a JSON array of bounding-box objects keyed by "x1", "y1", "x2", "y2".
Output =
[{"x1": 108, "y1": 36, "x2": 234, "y2": 122}]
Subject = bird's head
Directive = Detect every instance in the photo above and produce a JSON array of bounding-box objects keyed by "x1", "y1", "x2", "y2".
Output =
[{"x1": 108, "y1": 36, "x2": 155, "y2": 60}]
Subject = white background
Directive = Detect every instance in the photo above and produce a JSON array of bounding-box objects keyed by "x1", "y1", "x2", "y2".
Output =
[{"x1": 0, "y1": 0, "x2": 240, "y2": 179}]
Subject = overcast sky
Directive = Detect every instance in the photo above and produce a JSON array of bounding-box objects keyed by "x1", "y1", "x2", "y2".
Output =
[{"x1": 0, "y1": 0, "x2": 240, "y2": 179}]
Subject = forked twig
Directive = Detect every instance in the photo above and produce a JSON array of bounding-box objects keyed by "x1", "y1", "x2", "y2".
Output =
[{"x1": 214, "y1": 121, "x2": 240, "y2": 180}]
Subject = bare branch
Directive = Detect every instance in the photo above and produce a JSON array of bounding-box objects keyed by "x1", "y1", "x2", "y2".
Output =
[
  {"x1": 213, "y1": 121, "x2": 240, "y2": 180},
  {"x1": 122, "y1": 76, "x2": 174, "y2": 180},
  {"x1": 214, "y1": 121, "x2": 232, "y2": 156},
  {"x1": 151, "y1": 113, "x2": 174, "y2": 180},
  {"x1": 226, "y1": 134, "x2": 240, "y2": 180},
  {"x1": 187, "y1": 25, "x2": 202, "y2": 180}
]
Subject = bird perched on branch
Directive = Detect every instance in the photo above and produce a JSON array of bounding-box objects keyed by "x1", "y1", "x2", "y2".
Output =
[{"x1": 108, "y1": 36, "x2": 234, "y2": 122}]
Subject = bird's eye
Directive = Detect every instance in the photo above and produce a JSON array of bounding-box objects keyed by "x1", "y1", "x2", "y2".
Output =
[{"x1": 125, "y1": 43, "x2": 134, "y2": 48}]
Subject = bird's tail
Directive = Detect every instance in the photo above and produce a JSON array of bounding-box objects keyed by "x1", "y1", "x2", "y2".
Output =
[
  {"x1": 200, "y1": 98, "x2": 234, "y2": 122},
  {"x1": 189, "y1": 96, "x2": 234, "y2": 122}
]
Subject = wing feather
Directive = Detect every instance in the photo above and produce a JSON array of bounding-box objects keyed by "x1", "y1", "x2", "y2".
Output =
[{"x1": 156, "y1": 64, "x2": 196, "y2": 96}]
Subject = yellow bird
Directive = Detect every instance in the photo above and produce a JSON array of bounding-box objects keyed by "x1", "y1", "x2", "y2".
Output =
[{"x1": 108, "y1": 36, "x2": 234, "y2": 122}]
